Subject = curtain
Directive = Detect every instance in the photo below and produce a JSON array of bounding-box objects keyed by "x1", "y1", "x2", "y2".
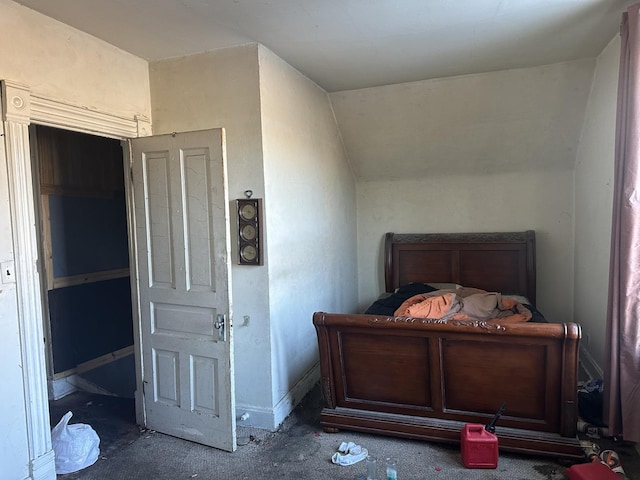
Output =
[{"x1": 604, "y1": 3, "x2": 640, "y2": 443}]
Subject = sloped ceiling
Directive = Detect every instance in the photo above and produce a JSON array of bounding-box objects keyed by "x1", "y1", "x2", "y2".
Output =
[
  {"x1": 12, "y1": 0, "x2": 632, "y2": 92},
  {"x1": 330, "y1": 59, "x2": 597, "y2": 180},
  {"x1": 12, "y1": 0, "x2": 631, "y2": 179}
]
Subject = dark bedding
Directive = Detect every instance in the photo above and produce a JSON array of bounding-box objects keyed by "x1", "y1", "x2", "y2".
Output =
[
  {"x1": 364, "y1": 282, "x2": 437, "y2": 315},
  {"x1": 364, "y1": 282, "x2": 547, "y2": 323}
]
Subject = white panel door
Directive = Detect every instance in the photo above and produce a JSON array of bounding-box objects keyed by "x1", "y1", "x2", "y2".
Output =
[{"x1": 130, "y1": 129, "x2": 235, "y2": 451}]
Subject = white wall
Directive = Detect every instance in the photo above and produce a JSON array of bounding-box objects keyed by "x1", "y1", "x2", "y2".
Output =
[
  {"x1": 356, "y1": 171, "x2": 574, "y2": 321},
  {"x1": 0, "y1": 0, "x2": 622, "y2": 463},
  {"x1": 0, "y1": 0, "x2": 150, "y2": 119},
  {"x1": 150, "y1": 44, "x2": 358, "y2": 429},
  {"x1": 330, "y1": 61, "x2": 595, "y2": 321},
  {"x1": 330, "y1": 60, "x2": 596, "y2": 180},
  {"x1": 0, "y1": 1, "x2": 150, "y2": 477},
  {"x1": 257, "y1": 46, "x2": 357, "y2": 418},
  {"x1": 573, "y1": 35, "x2": 620, "y2": 372},
  {"x1": 149, "y1": 44, "x2": 275, "y2": 425}
]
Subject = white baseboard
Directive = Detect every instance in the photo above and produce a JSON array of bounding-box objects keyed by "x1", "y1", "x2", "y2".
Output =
[
  {"x1": 49, "y1": 373, "x2": 118, "y2": 401},
  {"x1": 272, "y1": 363, "x2": 320, "y2": 427},
  {"x1": 49, "y1": 374, "x2": 78, "y2": 400},
  {"x1": 235, "y1": 362, "x2": 320, "y2": 430},
  {"x1": 30, "y1": 449, "x2": 56, "y2": 480},
  {"x1": 234, "y1": 404, "x2": 277, "y2": 431}
]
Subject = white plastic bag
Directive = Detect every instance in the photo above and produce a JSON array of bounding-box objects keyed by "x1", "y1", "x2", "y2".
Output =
[{"x1": 51, "y1": 411, "x2": 100, "y2": 474}]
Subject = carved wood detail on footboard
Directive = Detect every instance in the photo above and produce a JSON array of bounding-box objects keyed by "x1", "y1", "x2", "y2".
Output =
[{"x1": 313, "y1": 311, "x2": 583, "y2": 459}]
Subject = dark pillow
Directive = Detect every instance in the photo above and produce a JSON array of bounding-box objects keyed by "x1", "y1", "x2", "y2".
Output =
[
  {"x1": 523, "y1": 304, "x2": 547, "y2": 323},
  {"x1": 364, "y1": 283, "x2": 437, "y2": 316},
  {"x1": 396, "y1": 283, "x2": 438, "y2": 296}
]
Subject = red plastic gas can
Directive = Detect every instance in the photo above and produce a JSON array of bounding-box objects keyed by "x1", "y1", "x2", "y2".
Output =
[
  {"x1": 565, "y1": 461, "x2": 619, "y2": 480},
  {"x1": 461, "y1": 423, "x2": 498, "y2": 469}
]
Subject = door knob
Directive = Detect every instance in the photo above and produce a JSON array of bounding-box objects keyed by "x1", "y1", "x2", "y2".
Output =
[{"x1": 214, "y1": 314, "x2": 226, "y2": 340}]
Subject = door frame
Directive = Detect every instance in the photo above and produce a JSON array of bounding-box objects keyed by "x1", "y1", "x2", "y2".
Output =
[{"x1": 1, "y1": 79, "x2": 151, "y2": 480}]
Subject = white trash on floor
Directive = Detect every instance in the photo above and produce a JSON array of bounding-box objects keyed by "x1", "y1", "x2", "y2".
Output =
[
  {"x1": 331, "y1": 441, "x2": 368, "y2": 466},
  {"x1": 51, "y1": 411, "x2": 100, "y2": 474}
]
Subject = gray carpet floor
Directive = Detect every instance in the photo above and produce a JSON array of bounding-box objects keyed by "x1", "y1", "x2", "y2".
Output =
[{"x1": 52, "y1": 385, "x2": 639, "y2": 480}]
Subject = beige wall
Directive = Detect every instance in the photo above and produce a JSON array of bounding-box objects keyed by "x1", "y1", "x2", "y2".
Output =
[
  {"x1": 257, "y1": 46, "x2": 357, "y2": 413},
  {"x1": 330, "y1": 61, "x2": 595, "y2": 322},
  {"x1": 330, "y1": 60, "x2": 595, "y2": 180},
  {"x1": 573, "y1": 35, "x2": 620, "y2": 372},
  {"x1": 149, "y1": 44, "x2": 276, "y2": 425},
  {"x1": 150, "y1": 44, "x2": 357, "y2": 428},
  {"x1": 0, "y1": 0, "x2": 151, "y2": 476},
  {"x1": 356, "y1": 170, "x2": 574, "y2": 321},
  {"x1": 0, "y1": 0, "x2": 150, "y2": 119},
  {"x1": 0, "y1": 0, "x2": 623, "y2": 460}
]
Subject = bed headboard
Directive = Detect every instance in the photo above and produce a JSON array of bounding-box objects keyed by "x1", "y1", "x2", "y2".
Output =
[{"x1": 384, "y1": 231, "x2": 536, "y2": 305}]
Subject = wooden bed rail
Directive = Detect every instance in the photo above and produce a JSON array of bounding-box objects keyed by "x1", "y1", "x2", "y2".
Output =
[{"x1": 313, "y1": 311, "x2": 583, "y2": 459}]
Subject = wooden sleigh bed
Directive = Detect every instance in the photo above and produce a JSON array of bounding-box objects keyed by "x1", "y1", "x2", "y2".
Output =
[{"x1": 313, "y1": 231, "x2": 583, "y2": 459}]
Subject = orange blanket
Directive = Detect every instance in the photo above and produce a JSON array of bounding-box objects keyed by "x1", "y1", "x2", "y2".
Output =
[{"x1": 393, "y1": 287, "x2": 532, "y2": 324}]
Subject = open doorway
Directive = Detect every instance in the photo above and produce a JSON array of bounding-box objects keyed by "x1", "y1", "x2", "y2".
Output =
[{"x1": 30, "y1": 125, "x2": 139, "y2": 453}]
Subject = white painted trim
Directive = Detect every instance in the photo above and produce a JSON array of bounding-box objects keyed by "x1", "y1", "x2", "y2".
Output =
[
  {"x1": 122, "y1": 139, "x2": 146, "y2": 427},
  {"x1": 30, "y1": 450, "x2": 57, "y2": 480},
  {"x1": 272, "y1": 363, "x2": 320, "y2": 427},
  {"x1": 30, "y1": 94, "x2": 143, "y2": 139},
  {"x1": 233, "y1": 404, "x2": 277, "y2": 431},
  {"x1": 2, "y1": 80, "x2": 55, "y2": 480},
  {"x1": 49, "y1": 375, "x2": 78, "y2": 400},
  {"x1": 49, "y1": 372, "x2": 124, "y2": 401},
  {"x1": 8, "y1": 85, "x2": 152, "y2": 140},
  {"x1": 2, "y1": 80, "x2": 30, "y2": 123},
  {"x1": 1, "y1": 78, "x2": 150, "y2": 480},
  {"x1": 235, "y1": 363, "x2": 320, "y2": 430}
]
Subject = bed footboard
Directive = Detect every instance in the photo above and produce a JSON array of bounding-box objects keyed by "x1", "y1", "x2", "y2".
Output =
[{"x1": 313, "y1": 311, "x2": 583, "y2": 459}]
